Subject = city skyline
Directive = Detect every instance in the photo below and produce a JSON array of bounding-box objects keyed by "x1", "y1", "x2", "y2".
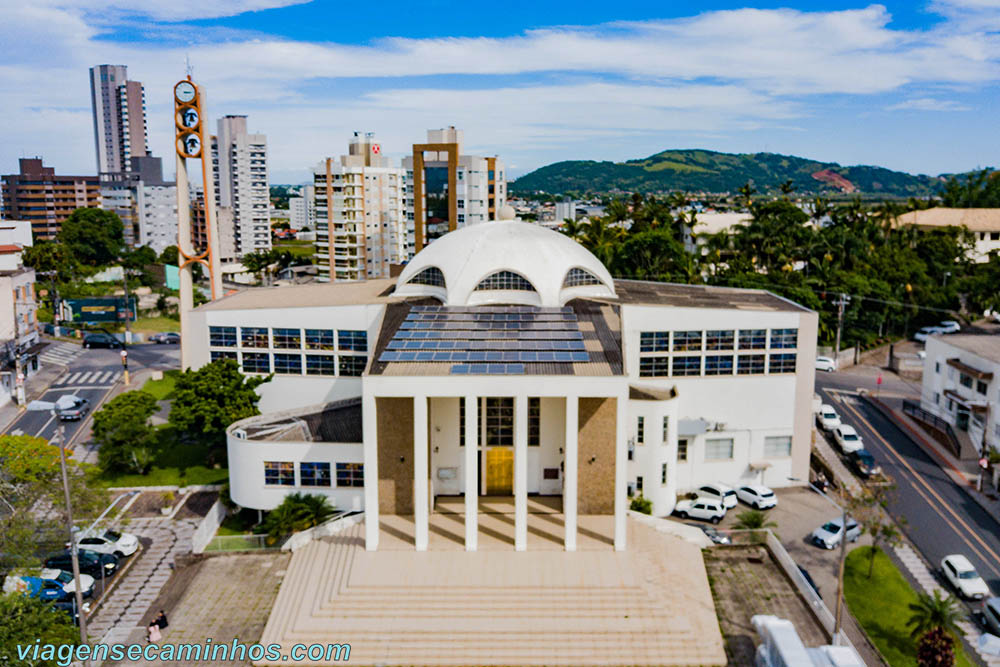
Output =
[{"x1": 3, "y1": 0, "x2": 1000, "y2": 184}]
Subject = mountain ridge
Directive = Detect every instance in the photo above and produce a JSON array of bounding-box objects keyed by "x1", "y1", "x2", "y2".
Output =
[{"x1": 511, "y1": 148, "x2": 964, "y2": 197}]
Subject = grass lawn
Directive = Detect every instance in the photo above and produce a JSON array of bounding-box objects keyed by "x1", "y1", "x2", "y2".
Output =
[
  {"x1": 217, "y1": 509, "x2": 260, "y2": 536},
  {"x1": 142, "y1": 369, "x2": 179, "y2": 400},
  {"x1": 132, "y1": 316, "x2": 180, "y2": 334},
  {"x1": 98, "y1": 426, "x2": 228, "y2": 488},
  {"x1": 844, "y1": 546, "x2": 975, "y2": 667},
  {"x1": 273, "y1": 240, "x2": 316, "y2": 260}
]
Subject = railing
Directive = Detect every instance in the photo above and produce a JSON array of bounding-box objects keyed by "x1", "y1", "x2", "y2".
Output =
[
  {"x1": 201, "y1": 534, "x2": 284, "y2": 552},
  {"x1": 902, "y1": 399, "x2": 961, "y2": 457}
]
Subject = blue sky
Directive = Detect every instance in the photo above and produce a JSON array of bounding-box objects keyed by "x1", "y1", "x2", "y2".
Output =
[{"x1": 3, "y1": 0, "x2": 1000, "y2": 183}]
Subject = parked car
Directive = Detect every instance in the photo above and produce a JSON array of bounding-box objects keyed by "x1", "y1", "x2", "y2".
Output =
[
  {"x1": 83, "y1": 333, "x2": 122, "y2": 349},
  {"x1": 687, "y1": 523, "x2": 731, "y2": 545},
  {"x1": 49, "y1": 598, "x2": 90, "y2": 625},
  {"x1": 833, "y1": 425, "x2": 864, "y2": 454},
  {"x1": 847, "y1": 449, "x2": 881, "y2": 478},
  {"x1": 816, "y1": 404, "x2": 842, "y2": 432},
  {"x1": 938, "y1": 320, "x2": 961, "y2": 334},
  {"x1": 55, "y1": 395, "x2": 89, "y2": 421},
  {"x1": 696, "y1": 483, "x2": 738, "y2": 509},
  {"x1": 76, "y1": 529, "x2": 139, "y2": 558},
  {"x1": 982, "y1": 597, "x2": 1000, "y2": 635},
  {"x1": 736, "y1": 484, "x2": 777, "y2": 510},
  {"x1": 811, "y1": 516, "x2": 861, "y2": 549},
  {"x1": 45, "y1": 550, "x2": 118, "y2": 579},
  {"x1": 797, "y1": 566, "x2": 822, "y2": 599},
  {"x1": 941, "y1": 554, "x2": 991, "y2": 600},
  {"x1": 39, "y1": 568, "x2": 95, "y2": 598},
  {"x1": 149, "y1": 332, "x2": 180, "y2": 344},
  {"x1": 674, "y1": 498, "x2": 727, "y2": 524},
  {"x1": 815, "y1": 356, "x2": 837, "y2": 373},
  {"x1": 2, "y1": 575, "x2": 66, "y2": 601}
]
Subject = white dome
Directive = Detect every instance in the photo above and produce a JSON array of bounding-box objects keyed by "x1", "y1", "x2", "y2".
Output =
[{"x1": 395, "y1": 221, "x2": 616, "y2": 307}]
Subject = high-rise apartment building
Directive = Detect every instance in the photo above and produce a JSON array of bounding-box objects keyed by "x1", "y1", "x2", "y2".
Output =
[
  {"x1": 211, "y1": 115, "x2": 271, "y2": 261},
  {"x1": 403, "y1": 127, "x2": 506, "y2": 255},
  {"x1": 1, "y1": 158, "x2": 101, "y2": 240},
  {"x1": 100, "y1": 156, "x2": 178, "y2": 254},
  {"x1": 312, "y1": 133, "x2": 407, "y2": 281},
  {"x1": 289, "y1": 185, "x2": 316, "y2": 230},
  {"x1": 89, "y1": 65, "x2": 149, "y2": 175}
]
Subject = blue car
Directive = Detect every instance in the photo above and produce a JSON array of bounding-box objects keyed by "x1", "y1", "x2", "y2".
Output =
[{"x1": 2, "y1": 576, "x2": 67, "y2": 601}]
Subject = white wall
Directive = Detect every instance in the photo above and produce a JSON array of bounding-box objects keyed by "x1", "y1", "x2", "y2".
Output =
[
  {"x1": 921, "y1": 336, "x2": 999, "y2": 452},
  {"x1": 226, "y1": 437, "x2": 364, "y2": 511}
]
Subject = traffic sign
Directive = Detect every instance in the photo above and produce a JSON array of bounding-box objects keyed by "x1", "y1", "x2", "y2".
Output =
[
  {"x1": 980, "y1": 457, "x2": 989, "y2": 470},
  {"x1": 876, "y1": 375, "x2": 883, "y2": 385}
]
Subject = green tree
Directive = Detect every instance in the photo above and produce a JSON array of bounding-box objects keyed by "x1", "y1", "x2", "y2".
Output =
[
  {"x1": 93, "y1": 391, "x2": 159, "y2": 474},
  {"x1": 57, "y1": 208, "x2": 124, "y2": 266},
  {"x1": 168, "y1": 359, "x2": 271, "y2": 451},
  {"x1": 241, "y1": 250, "x2": 275, "y2": 285},
  {"x1": 158, "y1": 245, "x2": 179, "y2": 266},
  {"x1": 733, "y1": 509, "x2": 777, "y2": 531},
  {"x1": 259, "y1": 493, "x2": 336, "y2": 543},
  {"x1": 21, "y1": 242, "x2": 77, "y2": 283},
  {"x1": 849, "y1": 480, "x2": 904, "y2": 578},
  {"x1": 0, "y1": 593, "x2": 80, "y2": 666},
  {"x1": 629, "y1": 495, "x2": 652, "y2": 514},
  {"x1": 907, "y1": 589, "x2": 962, "y2": 643},
  {"x1": 737, "y1": 181, "x2": 756, "y2": 208},
  {"x1": 122, "y1": 245, "x2": 157, "y2": 271}
]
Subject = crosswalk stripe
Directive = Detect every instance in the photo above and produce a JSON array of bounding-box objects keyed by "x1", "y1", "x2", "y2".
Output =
[
  {"x1": 95, "y1": 371, "x2": 109, "y2": 383},
  {"x1": 78, "y1": 372, "x2": 93, "y2": 383},
  {"x1": 65, "y1": 372, "x2": 82, "y2": 384}
]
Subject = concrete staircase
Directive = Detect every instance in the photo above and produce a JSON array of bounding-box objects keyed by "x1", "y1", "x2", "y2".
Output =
[{"x1": 258, "y1": 520, "x2": 726, "y2": 666}]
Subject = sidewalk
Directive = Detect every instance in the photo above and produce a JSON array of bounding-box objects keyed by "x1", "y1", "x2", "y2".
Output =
[{"x1": 0, "y1": 357, "x2": 67, "y2": 433}]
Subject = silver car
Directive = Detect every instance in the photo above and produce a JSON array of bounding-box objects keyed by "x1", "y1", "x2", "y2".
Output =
[
  {"x1": 811, "y1": 517, "x2": 861, "y2": 549},
  {"x1": 55, "y1": 395, "x2": 89, "y2": 421}
]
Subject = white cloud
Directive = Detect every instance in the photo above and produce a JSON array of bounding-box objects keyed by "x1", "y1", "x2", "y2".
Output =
[
  {"x1": 1, "y1": 2, "x2": 998, "y2": 177},
  {"x1": 886, "y1": 97, "x2": 972, "y2": 110}
]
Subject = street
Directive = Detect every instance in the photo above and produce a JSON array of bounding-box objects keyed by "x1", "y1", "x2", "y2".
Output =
[
  {"x1": 816, "y1": 373, "x2": 1000, "y2": 602},
  {"x1": 4, "y1": 341, "x2": 180, "y2": 444}
]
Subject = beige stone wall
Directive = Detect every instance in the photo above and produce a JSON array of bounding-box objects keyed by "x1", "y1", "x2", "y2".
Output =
[
  {"x1": 377, "y1": 397, "x2": 413, "y2": 515},
  {"x1": 577, "y1": 397, "x2": 617, "y2": 515}
]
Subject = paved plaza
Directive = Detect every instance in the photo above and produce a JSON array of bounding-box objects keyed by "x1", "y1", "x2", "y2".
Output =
[{"x1": 258, "y1": 515, "x2": 727, "y2": 666}]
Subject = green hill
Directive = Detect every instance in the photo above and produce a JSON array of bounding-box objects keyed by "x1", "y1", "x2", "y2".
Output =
[{"x1": 511, "y1": 149, "x2": 949, "y2": 197}]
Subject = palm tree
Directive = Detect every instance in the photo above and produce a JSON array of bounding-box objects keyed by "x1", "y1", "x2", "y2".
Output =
[
  {"x1": 259, "y1": 492, "x2": 336, "y2": 544},
  {"x1": 779, "y1": 179, "x2": 795, "y2": 199},
  {"x1": 733, "y1": 509, "x2": 777, "y2": 531},
  {"x1": 737, "y1": 181, "x2": 756, "y2": 209},
  {"x1": 560, "y1": 218, "x2": 584, "y2": 239},
  {"x1": 907, "y1": 589, "x2": 962, "y2": 641}
]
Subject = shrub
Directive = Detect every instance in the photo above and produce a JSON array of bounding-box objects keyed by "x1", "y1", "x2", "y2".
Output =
[{"x1": 630, "y1": 495, "x2": 652, "y2": 514}]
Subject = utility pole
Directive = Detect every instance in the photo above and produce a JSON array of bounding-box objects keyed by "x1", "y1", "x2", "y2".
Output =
[
  {"x1": 12, "y1": 292, "x2": 25, "y2": 406},
  {"x1": 121, "y1": 266, "x2": 132, "y2": 345},
  {"x1": 833, "y1": 293, "x2": 849, "y2": 361},
  {"x1": 55, "y1": 420, "x2": 90, "y2": 664}
]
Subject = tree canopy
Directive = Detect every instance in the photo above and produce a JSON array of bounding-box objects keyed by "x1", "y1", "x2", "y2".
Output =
[
  {"x1": 57, "y1": 208, "x2": 124, "y2": 266},
  {"x1": 93, "y1": 391, "x2": 159, "y2": 474},
  {"x1": 168, "y1": 359, "x2": 271, "y2": 451},
  {"x1": 0, "y1": 593, "x2": 80, "y2": 666},
  {"x1": 21, "y1": 242, "x2": 77, "y2": 283}
]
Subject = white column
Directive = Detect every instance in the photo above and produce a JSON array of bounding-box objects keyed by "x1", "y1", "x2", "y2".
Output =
[
  {"x1": 514, "y1": 395, "x2": 529, "y2": 551},
  {"x1": 614, "y1": 394, "x2": 627, "y2": 551},
  {"x1": 564, "y1": 395, "x2": 578, "y2": 551},
  {"x1": 414, "y1": 395, "x2": 429, "y2": 551},
  {"x1": 464, "y1": 395, "x2": 478, "y2": 551},
  {"x1": 362, "y1": 392, "x2": 379, "y2": 551}
]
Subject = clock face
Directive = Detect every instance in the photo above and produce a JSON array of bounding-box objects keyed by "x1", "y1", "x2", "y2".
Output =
[{"x1": 175, "y1": 81, "x2": 196, "y2": 104}]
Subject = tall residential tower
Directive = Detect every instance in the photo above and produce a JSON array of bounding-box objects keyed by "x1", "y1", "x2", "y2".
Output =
[
  {"x1": 89, "y1": 65, "x2": 149, "y2": 175},
  {"x1": 211, "y1": 115, "x2": 271, "y2": 261}
]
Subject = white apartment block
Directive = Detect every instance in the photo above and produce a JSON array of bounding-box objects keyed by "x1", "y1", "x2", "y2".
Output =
[
  {"x1": 312, "y1": 133, "x2": 407, "y2": 282},
  {"x1": 289, "y1": 185, "x2": 316, "y2": 230},
  {"x1": 100, "y1": 156, "x2": 177, "y2": 253},
  {"x1": 403, "y1": 127, "x2": 507, "y2": 257},
  {"x1": 921, "y1": 334, "x2": 1000, "y2": 456},
  {"x1": 212, "y1": 115, "x2": 271, "y2": 261}
]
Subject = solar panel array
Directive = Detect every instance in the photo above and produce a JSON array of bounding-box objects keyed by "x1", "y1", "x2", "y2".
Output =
[{"x1": 378, "y1": 305, "x2": 590, "y2": 374}]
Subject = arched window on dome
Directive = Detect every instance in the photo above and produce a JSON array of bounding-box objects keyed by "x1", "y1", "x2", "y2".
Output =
[
  {"x1": 474, "y1": 270, "x2": 536, "y2": 292},
  {"x1": 562, "y1": 267, "x2": 604, "y2": 288},
  {"x1": 406, "y1": 266, "x2": 446, "y2": 288}
]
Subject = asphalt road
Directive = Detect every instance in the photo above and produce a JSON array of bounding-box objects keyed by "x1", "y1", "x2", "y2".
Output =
[
  {"x1": 4, "y1": 342, "x2": 180, "y2": 443},
  {"x1": 816, "y1": 375, "x2": 1000, "y2": 600}
]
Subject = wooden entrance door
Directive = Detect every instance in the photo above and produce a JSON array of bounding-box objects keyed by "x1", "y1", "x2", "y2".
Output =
[{"x1": 486, "y1": 448, "x2": 513, "y2": 494}]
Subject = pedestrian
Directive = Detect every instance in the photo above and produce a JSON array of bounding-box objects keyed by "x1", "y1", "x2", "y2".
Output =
[
  {"x1": 147, "y1": 622, "x2": 161, "y2": 644},
  {"x1": 155, "y1": 610, "x2": 169, "y2": 629}
]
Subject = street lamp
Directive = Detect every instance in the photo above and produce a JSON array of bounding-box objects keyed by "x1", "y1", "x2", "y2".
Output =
[
  {"x1": 790, "y1": 476, "x2": 848, "y2": 646},
  {"x1": 26, "y1": 398, "x2": 90, "y2": 665}
]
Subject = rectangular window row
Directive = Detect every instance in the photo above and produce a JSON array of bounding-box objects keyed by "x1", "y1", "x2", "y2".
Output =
[
  {"x1": 210, "y1": 350, "x2": 366, "y2": 376},
  {"x1": 209, "y1": 326, "x2": 367, "y2": 352},
  {"x1": 264, "y1": 461, "x2": 364, "y2": 487},
  {"x1": 638, "y1": 353, "x2": 795, "y2": 377},
  {"x1": 639, "y1": 328, "x2": 796, "y2": 353}
]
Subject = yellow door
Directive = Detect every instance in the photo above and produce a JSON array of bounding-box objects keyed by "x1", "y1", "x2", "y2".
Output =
[{"x1": 486, "y1": 448, "x2": 513, "y2": 495}]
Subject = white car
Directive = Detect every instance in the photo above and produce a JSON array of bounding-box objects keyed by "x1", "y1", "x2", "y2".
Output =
[
  {"x1": 938, "y1": 320, "x2": 961, "y2": 334},
  {"x1": 833, "y1": 425, "x2": 864, "y2": 454},
  {"x1": 76, "y1": 529, "x2": 139, "y2": 558},
  {"x1": 736, "y1": 484, "x2": 777, "y2": 510},
  {"x1": 815, "y1": 356, "x2": 837, "y2": 373},
  {"x1": 40, "y1": 568, "x2": 95, "y2": 598},
  {"x1": 983, "y1": 598, "x2": 1000, "y2": 635},
  {"x1": 811, "y1": 517, "x2": 861, "y2": 549},
  {"x1": 696, "y1": 483, "x2": 738, "y2": 509},
  {"x1": 914, "y1": 325, "x2": 944, "y2": 342},
  {"x1": 674, "y1": 498, "x2": 727, "y2": 524},
  {"x1": 816, "y1": 404, "x2": 842, "y2": 431},
  {"x1": 941, "y1": 554, "x2": 991, "y2": 600}
]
